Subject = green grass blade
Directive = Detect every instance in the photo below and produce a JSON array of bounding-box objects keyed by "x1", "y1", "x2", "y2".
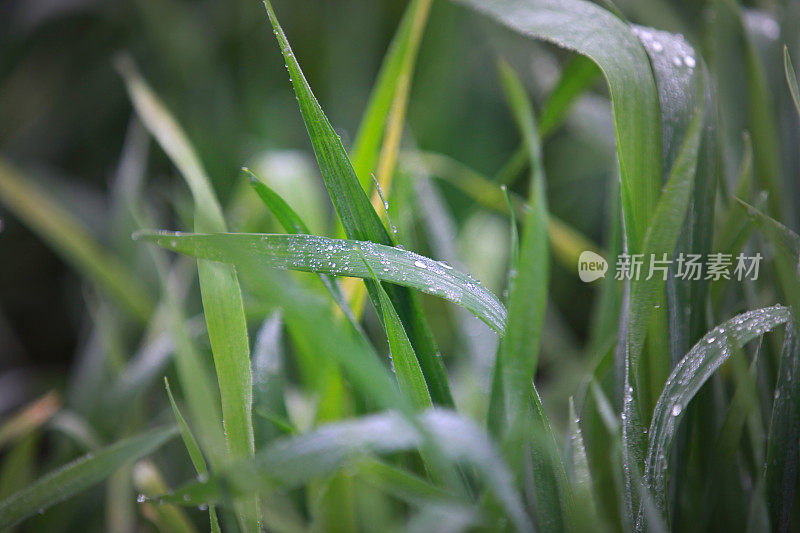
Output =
[
  {"x1": 785, "y1": 46, "x2": 800, "y2": 118},
  {"x1": 160, "y1": 411, "x2": 534, "y2": 532},
  {"x1": 494, "y1": 60, "x2": 550, "y2": 426},
  {"x1": 0, "y1": 426, "x2": 176, "y2": 529},
  {"x1": 263, "y1": 0, "x2": 452, "y2": 407},
  {"x1": 626, "y1": 109, "x2": 704, "y2": 375},
  {"x1": 0, "y1": 159, "x2": 154, "y2": 322},
  {"x1": 118, "y1": 58, "x2": 257, "y2": 531},
  {"x1": 765, "y1": 326, "x2": 800, "y2": 533},
  {"x1": 350, "y1": 0, "x2": 432, "y2": 189},
  {"x1": 164, "y1": 378, "x2": 222, "y2": 531},
  {"x1": 622, "y1": 108, "x2": 703, "y2": 525},
  {"x1": 540, "y1": 55, "x2": 601, "y2": 138},
  {"x1": 164, "y1": 378, "x2": 209, "y2": 477},
  {"x1": 359, "y1": 251, "x2": 432, "y2": 411},
  {"x1": 455, "y1": 0, "x2": 662, "y2": 253},
  {"x1": 136, "y1": 231, "x2": 507, "y2": 334},
  {"x1": 568, "y1": 398, "x2": 599, "y2": 529},
  {"x1": 642, "y1": 305, "x2": 792, "y2": 522}
]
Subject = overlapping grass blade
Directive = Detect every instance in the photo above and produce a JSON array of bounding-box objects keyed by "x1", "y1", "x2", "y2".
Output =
[
  {"x1": 136, "y1": 231, "x2": 507, "y2": 334},
  {"x1": 0, "y1": 426, "x2": 176, "y2": 529},
  {"x1": 158, "y1": 410, "x2": 534, "y2": 532},
  {"x1": 454, "y1": 0, "x2": 663, "y2": 253},
  {"x1": 493, "y1": 60, "x2": 549, "y2": 426},
  {"x1": 0, "y1": 159, "x2": 154, "y2": 322},
  {"x1": 349, "y1": 0, "x2": 432, "y2": 189},
  {"x1": 360, "y1": 252, "x2": 432, "y2": 411},
  {"x1": 263, "y1": 0, "x2": 452, "y2": 407},
  {"x1": 765, "y1": 326, "x2": 800, "y2": 533},
  {"x1": 118, "y1": 58, "x2": 257, "y2": 531},
  {"x1": 164, "y1": 378, "x2": 221, "y2": 532},
  {"x1": 642, "y1": 305, "x2": 792, "y2": 522}
]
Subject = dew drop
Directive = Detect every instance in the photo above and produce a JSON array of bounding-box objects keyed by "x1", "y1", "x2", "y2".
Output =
[
  {"x1": 652, "y1": 41, "x2": 663, "y2": 52},
  {"x1": 137, "y1": 494, "x2": 147, "y2": 503},
  {"x1": 672, "y1": 56, "x2": 682, "y2": 67},
  {"x1": 671, "y1": 404, "x2": 683, "y2": 416},
  {"x1": 414, "y1": 260, "x2": 427, "y2": 269},
  {"x1": 684, "y1": 56, "x2": 696, "y2": 68}
]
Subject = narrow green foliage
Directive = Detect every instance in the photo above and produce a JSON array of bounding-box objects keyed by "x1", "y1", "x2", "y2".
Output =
[
  {"x1": 137, "y1": 231, "x2": 507, "y2": 334},
  {"x1": 455, "y1": 0, "x2": 663, "y2": 253},
  {"x1": 350, "y1": 0, "x2": 432, "y2": 189},
  {"x1": 785, "y1": 47, "x2": 800, "y2": 118},
  {"x1": 118, "y1": 58, "x2": 257, "y2": 531},
  {"x1": 263, "y1": 0, "x2": 453, "y2": 407},
  {"x1": 359, "y1": 250, "x2": 433, "y2": 411},
  {"x1": 0, "y1": 426, "x2": 176, "y2": 528},
  {"x1": 642, "y1": 306, "x2": 792, "y2": 522},
  {"x1": 765, "y1": 326, "x2": 800, "y2": 533}
]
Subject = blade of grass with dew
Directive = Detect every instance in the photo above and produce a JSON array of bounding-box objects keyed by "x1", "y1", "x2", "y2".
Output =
[
  {"x1": 164, "y1": 378, "x2": 222, "y2": 533},
  {"x1": 567, "y1": 398, "x2": 600, "y2": 529},
  {"x1": 137, "y1": 231, "x2": 508, "y2": 334},
  {"x1": 454, "y1": 0, "x2": 663, "y2": 254},
  {"x1": 263, "y1": 1, "x2": 452, "y2": 408},
  {"x1": 641, "y1": 305, "x2": 792, "y2": 523},
  {"x1": 245, "y1": 168, "x2": 359, "y2": 327},
  {"x1": 491, "y1": 63, "x2": 570, "y2": 529},
  {"x1": 622, "y1": 107, "x2": 703, "y2": 526},
  {"x1": 493, "y1": 60, "x2": 549, "y2": 426},
  {"x1": 0, "y1": 158, "x2": 154, "y2": 322},
  {"x1": 118, "y1": 57, "x2": 257, "y2": 531},
  {"x1": 0, "y1": 426, "x2": 176, "y2": 529},
  {"x1": 625, "y1": 107, "x2": 704, "y2": 383},
  {"x1": 159, "y1": 410, "x2": 534, "y2": 533},
  {"x1": 359, "y1": 250, "x2": 432, "y2": 411},
  {"x1": 349, "y1": 0, "x2": 432, "y2": 190},
  {"x1": 739, "y1": 200, "x2": 800, "y2": 533}
]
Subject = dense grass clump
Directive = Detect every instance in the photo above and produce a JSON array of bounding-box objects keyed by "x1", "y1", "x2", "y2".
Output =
[{"x1": 2, "y1": 0, "x2": 800, "y2": 531}]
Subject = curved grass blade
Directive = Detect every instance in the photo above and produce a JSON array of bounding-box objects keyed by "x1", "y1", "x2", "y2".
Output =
[
  {"x1": 0, "y1": 159, "x2": 154, "y2": 322},
  {"x1": 642, "y1": 305, "x2": 792, "y2": 522},
  {"x1": 263, "y1": 0, "x2": 452, "y2": 407},
  {"x1": 454, "y1": 0, "x2": 662, "y2": 253},
  {"x1": 785, "y1": 46, "x2": 800, "y2": 118},
  {"x1": 159, "y1": 410, "x2": 534, "y2": 533},
  {"x1": 136, "y1": 231, "x2": 507, "y2": 334},
  {"x1": 0, "y1": 426, "x2": 176, "y2": 529},
  {"x1": 118, "y1": 58, "x2": 257, "y2": 531}
]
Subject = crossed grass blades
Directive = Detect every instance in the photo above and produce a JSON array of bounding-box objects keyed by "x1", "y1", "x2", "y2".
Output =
[{"x1": 1, "y1": 0, "x2": 800, "y2": 531}]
